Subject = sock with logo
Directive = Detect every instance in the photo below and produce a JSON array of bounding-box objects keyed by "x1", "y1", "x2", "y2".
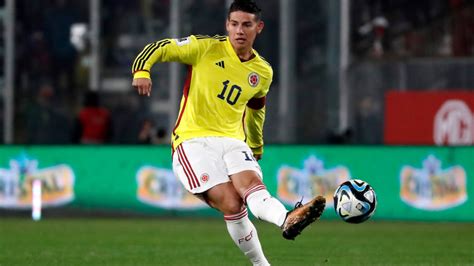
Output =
[
  {"x1": 244, "y1": 185, "x2": 288, "y2": 227},
  {"x1": 224, "y1": 208, "x2": 270, "y2": 266}
]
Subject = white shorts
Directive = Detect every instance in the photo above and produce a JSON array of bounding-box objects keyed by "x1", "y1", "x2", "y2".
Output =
[{"x1": 172, "y1": 137, "x2": 263, "y2": 194}]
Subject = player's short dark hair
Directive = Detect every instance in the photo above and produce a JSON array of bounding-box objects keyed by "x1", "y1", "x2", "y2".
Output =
[{"x1": 228, "y1": 0, "x2": 262, "y2": 20}]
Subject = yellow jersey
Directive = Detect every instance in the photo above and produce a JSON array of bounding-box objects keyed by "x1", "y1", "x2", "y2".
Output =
[{"x1": 132, "y1": 35, "x2": 273, "y2": 152}]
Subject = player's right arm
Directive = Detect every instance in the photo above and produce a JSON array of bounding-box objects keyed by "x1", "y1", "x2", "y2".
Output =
[
  {"x1": 131, "y1": 35, "x2": 206, "y2": 95},
  {"x1": 245, "y1": 72, "x2": 272, "y2": 160},
  {"x1": 132, "y1": 77, "x2": 153, "y2": 96}
]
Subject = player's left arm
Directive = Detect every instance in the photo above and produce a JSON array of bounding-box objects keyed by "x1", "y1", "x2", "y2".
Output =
[
  {"x1": 245, "y1": 71, "x2": 272, "y2": 160},
  {"x1": 245, "y1": 59, "x2": 274, "y2": 160},
  {"x1": 245, "y1": 97, "x2": 266, "y2": 160}
]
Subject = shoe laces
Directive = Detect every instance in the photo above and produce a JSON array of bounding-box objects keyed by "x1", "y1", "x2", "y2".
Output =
[
  {"x1": 282, "y1": 196, "x2": 305, "y2": 230},
  {"x1": 294, "y1": 196, "x2": 304, "y2": 209}
]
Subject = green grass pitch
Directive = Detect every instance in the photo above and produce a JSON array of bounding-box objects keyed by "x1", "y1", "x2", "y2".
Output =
[{"x1": 1, "y1": 218, "x2": 473, "y2": 265}]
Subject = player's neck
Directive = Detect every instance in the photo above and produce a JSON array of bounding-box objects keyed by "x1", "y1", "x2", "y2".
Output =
[{"x1": 235, "y1": 48, "x2": 255, "y2": 62}]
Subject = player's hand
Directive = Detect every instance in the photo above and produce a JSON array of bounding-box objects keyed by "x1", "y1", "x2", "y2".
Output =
[
  {"x1": 254, "y1": 154, "x2": 262, "y2": 161},
  {"x1": 250, "y1": 146, "x2": 263, "y2": 161},
  {"x1": 132, "y1": 78, "x2": 152, "y2": 96}
]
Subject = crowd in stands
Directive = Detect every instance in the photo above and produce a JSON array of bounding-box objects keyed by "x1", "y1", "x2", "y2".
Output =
[
  {"x1": 10, "y1": 0, "x2": 474, "y2": 144},
  {"x1": 351, "y1": 0, "x2": 474, "y2": 58}
]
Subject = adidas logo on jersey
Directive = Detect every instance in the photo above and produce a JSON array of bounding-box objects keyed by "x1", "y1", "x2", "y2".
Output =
[{"x1": 215, "y1": 61, "x2": 225, "y2": 68}]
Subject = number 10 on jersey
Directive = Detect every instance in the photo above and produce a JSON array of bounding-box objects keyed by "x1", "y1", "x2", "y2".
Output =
[{"x1": 217, "y1": 80, "x2": 242, "y2": 105}]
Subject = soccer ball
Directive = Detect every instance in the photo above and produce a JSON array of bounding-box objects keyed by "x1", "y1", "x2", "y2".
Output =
[{"x1": 333, "y1": 179, "x2": 377, "y2": 223}]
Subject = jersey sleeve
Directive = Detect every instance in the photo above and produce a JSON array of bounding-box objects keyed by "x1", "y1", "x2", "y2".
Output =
[
  {"x1": 253, "y1": 68, "x2": 273, "y2": 98},
  {"x1": 131, "y1": 35, "x2": 206, "y2": 78},
  {"x1": 245, "y1": 65, "x2": 273, "y2": 155}
]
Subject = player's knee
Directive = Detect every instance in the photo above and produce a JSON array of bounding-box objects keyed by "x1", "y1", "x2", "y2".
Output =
[
  {"x1": 223, "y1": 196, "x2": 244, "y2": 215},
  {"x1": 231, "y1": 171, "x2": 264, "y2": 196}
]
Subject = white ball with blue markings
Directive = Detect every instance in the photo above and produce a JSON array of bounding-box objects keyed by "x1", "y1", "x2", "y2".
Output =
[{"x1": 333, "y1": 179, "x2": 377, "y2": 223}]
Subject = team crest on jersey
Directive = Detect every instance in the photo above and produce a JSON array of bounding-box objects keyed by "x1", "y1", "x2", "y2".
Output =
[
  {"x1": 201, "y1": 173, "x2": 210, "y2": 183},
  {"x1": 248, "y1": 73, "x2": 260, "y2": 87}
]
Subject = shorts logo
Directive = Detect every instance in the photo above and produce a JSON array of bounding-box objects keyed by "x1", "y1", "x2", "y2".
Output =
[
  {"x1": 201, "y1": 173, "x2": 210, "y2": 183},
  {"x1": 248, "y1": 73, "x2": 259, "y2": 87}
]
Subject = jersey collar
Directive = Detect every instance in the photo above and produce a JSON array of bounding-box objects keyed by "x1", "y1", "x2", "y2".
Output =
[{"x1": 225, "y1": 37, "x2": 259, "y2": 64}]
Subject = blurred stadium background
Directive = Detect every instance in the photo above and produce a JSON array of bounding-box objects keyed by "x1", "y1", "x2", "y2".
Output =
[
  {"x1": 2, "y1": 0, "x2": 474, "y2": 145},
  {"x1": 0, "y1": 0, "x2": 473, "y2": 265}
]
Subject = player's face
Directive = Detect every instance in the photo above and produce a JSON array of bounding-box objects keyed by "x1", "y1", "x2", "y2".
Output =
[{"x1": 226, "y1": 11, "x2": 264, "y2": 52}]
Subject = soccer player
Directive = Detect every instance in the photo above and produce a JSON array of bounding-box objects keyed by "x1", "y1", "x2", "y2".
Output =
[{"x1": 132, "y1": 0, "x2": 325, "y2": 265}]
